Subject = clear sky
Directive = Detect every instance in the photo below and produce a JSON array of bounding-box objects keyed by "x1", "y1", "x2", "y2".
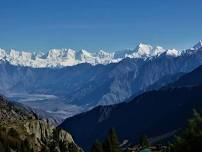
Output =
[{"x1": 0, "y1": 0, "x2": 202, "y2": 52}]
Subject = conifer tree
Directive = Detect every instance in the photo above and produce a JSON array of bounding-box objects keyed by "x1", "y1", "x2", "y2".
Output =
[
  {"x1": 171, "y1": 110, "x2": 202, "y2": 152},
  {"x1": 139, "y1": 135, "x2": 150, "y2": 148},
  {"x1": 91, "y1": 140, "x2": 104, "y2": 152},
  {"x1": 0, "y1": 141, "x2": 5, "y2": 152},
  {"x1": 103, "y1": 128, "x2": 120, "y2": 152}
]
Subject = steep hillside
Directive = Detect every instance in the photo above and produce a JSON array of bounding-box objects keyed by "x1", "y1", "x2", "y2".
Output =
[
  {"x1": 0, "y1": 96, "x2": 82, "y2": 152},
  {"x1": 60, "y1": 65, "x2": 202, "y2": 151},
  {"x1": 166, "y1": 65, "x2": 202, "y2": 87}
]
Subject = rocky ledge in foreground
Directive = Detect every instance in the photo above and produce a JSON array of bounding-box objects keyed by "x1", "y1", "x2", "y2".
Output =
[{"x1": 0, "y1": 96, "x2": 83, "y2": 152}]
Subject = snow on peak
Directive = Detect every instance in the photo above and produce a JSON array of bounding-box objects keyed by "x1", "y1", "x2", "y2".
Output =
[
  {"x1": 67, "y1": 48, "x2": 76, "y2": 54},
  {"x1": 47, "y1": 49, "x2": 67, "y2": 58},
  {"x1": 135, "y1": 43, "x2": 153, "y2": 56},
  {"x1": 79, "y1": 49, "x2": 92, "y2": 57},
  {"x1": 126, "y1": 43, "x2": 166, "y2": 58},
  {"x1": 193, "y1": 40, "x2": 202, "y2": 50},
  {"x1": 0, "y1": 41, "x2": 201, "y2": 68},
  {"x1": 97, "y1": 50, "x2": 114, "y2": 58},
  {"x1": 0, "y1": 48, "x2": 6, "y2": 59},
  {"x1": 77, "y1": 49, "x2": 94, "y2": 64},
  {"x1": 166, "y1": 49, "x2": 181, "y2": 57}
]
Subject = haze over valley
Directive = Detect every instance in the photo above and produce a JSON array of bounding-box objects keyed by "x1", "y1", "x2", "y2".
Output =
[{"x1": 1, "y1": 0, "x2": 202, "y2": 151}]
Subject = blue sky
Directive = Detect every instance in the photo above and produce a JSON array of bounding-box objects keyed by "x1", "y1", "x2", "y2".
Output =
[{"x1": 0, "y1": 0, "x2": 202, "y2": 52}]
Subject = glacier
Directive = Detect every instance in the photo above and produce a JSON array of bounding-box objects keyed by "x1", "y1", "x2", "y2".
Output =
[{"x1": 0, "y1": 42, "x2": 184, "y2": 68}]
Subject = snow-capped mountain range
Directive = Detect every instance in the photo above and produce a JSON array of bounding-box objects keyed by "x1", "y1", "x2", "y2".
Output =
[
  {"x1": 0, "y1": 41, "x2": 197, "y2": 68},
  {"x1": 0, "y1": 40, "x2": 202, "y2": 119}
]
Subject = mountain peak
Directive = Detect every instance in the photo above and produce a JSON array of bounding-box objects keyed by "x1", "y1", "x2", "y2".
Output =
[
  {"x1": 166, "y1": 49, "x2": 181, "y2": 57},
  {"x1": 136, "y1": 43, "x2": 153, "y2": 49},
  {"x1": 79, "y1": 49, "x2": 92, "y2": 57},
  {"x1": 132, "y1": 43, "x2": 166, "y2": 57},
  {"x1": 134, "y1": 43, "x2": 153, "y2": 56},
  {"x1": 193, "y1": 40, "x2": 202, "y2": 50},
  {"x1": 0, "y1": 40, "x2": 201, "y2": 68}
]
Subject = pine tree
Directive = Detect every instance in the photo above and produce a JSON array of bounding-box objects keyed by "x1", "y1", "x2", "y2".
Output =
[
  {"x1": 171, "y1": 110, "x2": 202, "y2": 152},
  {"x1": 103, "y1": 128, "x2": 120, "y2": 152},
  {"x1": 139, "y1": 135, "x2": 150, "y2": 148},
  {"x1": 0, "y1": 141, "x2": 6, "y2": 152},
  {"x1": 91, "y1": 140, "x2": 103, "y2": 152}
]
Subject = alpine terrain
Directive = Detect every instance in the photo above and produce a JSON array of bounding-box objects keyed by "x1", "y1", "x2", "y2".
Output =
[{"x1": 0, "y1": 41, "x2": 202, "y2": 119}]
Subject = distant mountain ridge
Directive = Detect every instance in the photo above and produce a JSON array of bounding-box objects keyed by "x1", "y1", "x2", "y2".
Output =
[
  {"x1": 59, "y1": 65, "x2": 202, "y2": 151},
  {"x1": 0, "y1": 41, "x2": 202, "y2": 119},
  {"x1": 0, "y1": 42, "x2": 183, "y2": 68}
]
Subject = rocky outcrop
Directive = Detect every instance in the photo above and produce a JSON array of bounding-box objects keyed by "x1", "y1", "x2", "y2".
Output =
[
  {"x1": 23, "y1": 120, "x2": 76, "y2": 151},
  {"x1": 0, "y1": 96, "x2": 82, "y2": 152}
]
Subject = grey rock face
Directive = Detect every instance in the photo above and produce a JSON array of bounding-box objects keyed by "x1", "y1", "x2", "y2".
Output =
[{"x1": 0, "y1": 96, "x2": 82, "y2": 152}]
